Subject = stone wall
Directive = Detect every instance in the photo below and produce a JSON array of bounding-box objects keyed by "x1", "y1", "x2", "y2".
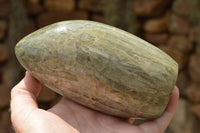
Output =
[{"x1": 0, "y1": 0, "x2": 200, "y2": 132}]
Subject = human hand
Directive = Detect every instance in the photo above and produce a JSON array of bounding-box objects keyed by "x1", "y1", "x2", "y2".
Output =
[{"x1": 11, "y1": 72, "x2": 179, "y2": 133}]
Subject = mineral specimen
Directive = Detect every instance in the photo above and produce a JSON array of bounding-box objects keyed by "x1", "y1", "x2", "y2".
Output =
[{"x1": 15, "y1": 20, "x2": 178, "y2": 119}]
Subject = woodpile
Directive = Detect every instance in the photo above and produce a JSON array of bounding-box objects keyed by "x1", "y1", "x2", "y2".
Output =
[{"x1": 0, "y1": 0, "x2": 200, "y2": 132}]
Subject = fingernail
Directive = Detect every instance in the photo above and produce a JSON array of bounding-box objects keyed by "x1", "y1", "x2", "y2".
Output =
[
  {"x1": 25, "y1": 71, "x2": 29, "y2": 76},
  {"x1": 174, "y1": 86, "x2": 179, "y2": 93},
  {"x1": 128, "y1": 117, "x2": 135, "y2": 124}
]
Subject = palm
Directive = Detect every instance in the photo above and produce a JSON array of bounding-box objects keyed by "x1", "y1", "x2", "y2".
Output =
[
  {"x1": 11, "y1": 72, "x2": 179, "y2": 133},
  {"x1": 49, "y1": 98, "x2": 141, "y2": 133}
]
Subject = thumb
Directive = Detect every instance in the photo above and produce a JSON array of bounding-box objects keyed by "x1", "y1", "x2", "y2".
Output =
[
  {"x1": 10, "y1": 71, "x2": 41, "y2": 128},
  {"x1": 138, "y1": 86, "x2": 179, "y2": 133}
]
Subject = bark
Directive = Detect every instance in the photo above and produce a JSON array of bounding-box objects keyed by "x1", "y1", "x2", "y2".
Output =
[{"x1": 6, "y1": 0, "x2": 28, "y2": 88}]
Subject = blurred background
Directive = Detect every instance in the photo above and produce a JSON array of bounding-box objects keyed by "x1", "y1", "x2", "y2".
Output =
[{"x1": 0, "y1": 0, "x2": 200, "y2": 132}]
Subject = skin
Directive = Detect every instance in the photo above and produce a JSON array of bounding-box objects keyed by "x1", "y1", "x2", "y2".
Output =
[{"x1": 10, "y1": 72, "x2": 179, "y2": 133}]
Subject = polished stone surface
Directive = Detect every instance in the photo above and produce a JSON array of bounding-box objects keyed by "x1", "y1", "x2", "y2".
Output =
[{"x1": 15, "y1": 20, "x2": 178, "y2": 119}]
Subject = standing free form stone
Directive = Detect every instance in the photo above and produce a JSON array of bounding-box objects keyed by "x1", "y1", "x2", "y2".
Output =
[{"x1": 15, "y1": 20, "x2": 178, "y2": 119}]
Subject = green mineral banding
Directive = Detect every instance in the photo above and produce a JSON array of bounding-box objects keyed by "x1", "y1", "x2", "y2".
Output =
[{"x1": 15, "y1": 20, "x2": 178, "y2": 119}]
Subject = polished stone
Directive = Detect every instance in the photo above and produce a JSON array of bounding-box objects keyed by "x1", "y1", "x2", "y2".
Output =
[{"x1": 15, "y1": 20, "x2": 178, "y2": 119}]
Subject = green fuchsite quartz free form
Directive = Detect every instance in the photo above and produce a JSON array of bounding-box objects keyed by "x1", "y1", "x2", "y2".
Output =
[{"x1": 15, "y1": 20, "x2": 178, "y2": 119}]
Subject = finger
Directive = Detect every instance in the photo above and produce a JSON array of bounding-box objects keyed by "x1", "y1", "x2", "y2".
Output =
[
  {"x1": 10, "y1": 71, "x2": 41, "y2": 125},
  {"x1": 138, "y1": 86, "x2": 179, "y2": 133}
]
